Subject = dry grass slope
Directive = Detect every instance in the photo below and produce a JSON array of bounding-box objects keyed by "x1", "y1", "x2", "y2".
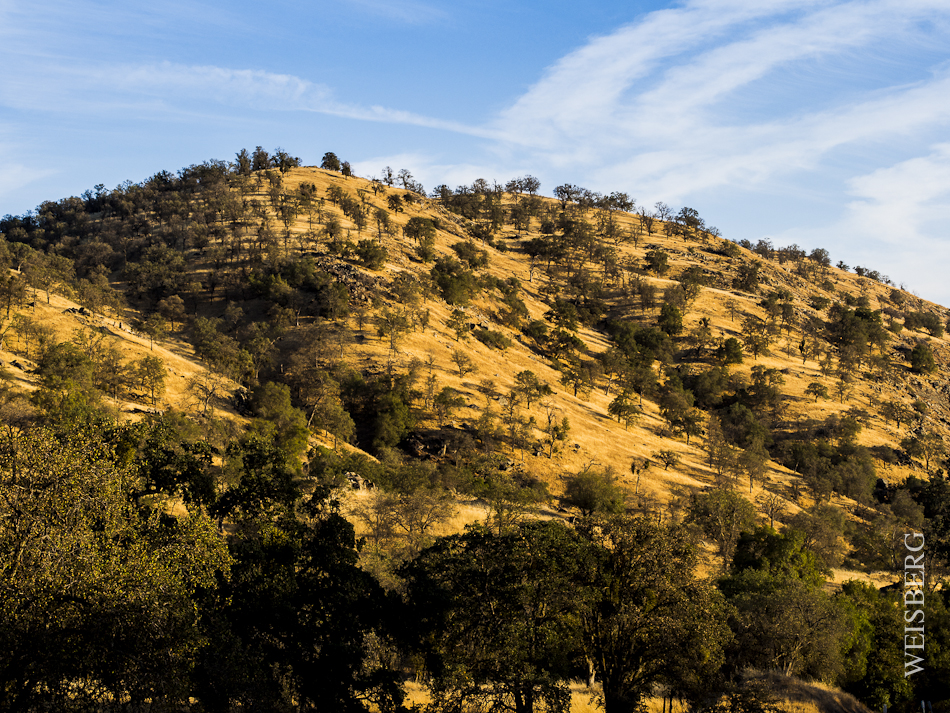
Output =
[{"x1": 11, "y1": 164, "x2": 949, "y2": 586}]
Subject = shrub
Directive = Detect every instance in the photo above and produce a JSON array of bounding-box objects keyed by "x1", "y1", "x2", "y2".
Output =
[
  {"x1": 450, "y1": 240, "x2": 490, "y2": 269},
  {"x1": 658, "y1": 303, "x2": 683, "y2": 337},
  {"x1": 721, "y1": 242, "x2": 741, "y2": 259},
  {"x1": 910, "y1": 341, "x2": 937, "y2": 374},
  {"x1": 524, "y1": 320, "x2": 549, "y2": 346},
  {"x1": 644, "y1": 249, "x2": 670, "y2": 276},
  {"x1": 732, "y1": 262, "x2": 760, "y2": 293},
  {"x1": 562, "y1": 470, "x2": 624, "y2": 517},
  {"x1": 404, "y1": 216, "x2": 437, "y2": 243},
  {"x1": 716, "y1": 337, "x2": 744, "y2": 365},
  {"x1": 430, "y1": 256, "x2": 480, "y2": 305},
  {"x1": 904, "y1": 310, "x2": 944, "y2": 337},
  {"x1": 475, "y1": 329, "x2": 513, "y2": 350},
  {"x1": 809, "y1": 295, "x2": 830, "y2": 311},
  {"x1": 354, "y1": 239, "x2": 388, "y2": 270},
  {"x1": 415, "y1": 236, "x2": 436, "y2": 263}
]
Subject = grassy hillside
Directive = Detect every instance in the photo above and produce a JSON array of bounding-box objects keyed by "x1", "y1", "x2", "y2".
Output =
[
  {"x1": 5, "y1": 162, "x2": 947, "y2": 523},
  {"x1": 1, "y1": 153, "x2": 946, "y2": 711}
]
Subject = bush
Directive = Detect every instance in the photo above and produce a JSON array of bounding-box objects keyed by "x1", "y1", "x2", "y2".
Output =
[
  {"x1": 475, "y1": 329, "x2": 513, "y2": 350},
  {"x1": 904, "y1": 310, "x2": 944, "y2": 337},
  {"x1": 354, "y1": 240, "x2": 388, "y2": 270},
  {"x1": 524, "y1": 320, "x2": 549, "y2": 346},
  {"x1": 658, "y1": 303, "x2": 683, "y2": 337},
  {"x1": 562, "y1": 470, "x2": 625, "y2": 517},
  {"x1": 404, "y1": 216, "x2": 437, "y2": 243},
  {"x1": 416, "y1": 236, "x2": 436, "y2": 263},
  {"x1": 716, "y1": 337, "x2": 744, "y2": 365},
  {"x1": 910, "y1": 341, "x2": 936, "y2": 374},
  {"x1": 607, "y1": 321, "x2": 674, "y2": 366},
  {"x1": 430, "y1": 256, "x2": 480, "y2": 305},
  {"x1": 732, "y1": 262, "x2": 760, "y2": 293},
  {"x1": 644, "y1": 249, "x2": 670, "y2": 276},
  {"x1": 450, "y1": 240, "x2": 490, "y2": 269},
  {"x1": 721, "y1": 242, "x2": 741, "y2": 259}
]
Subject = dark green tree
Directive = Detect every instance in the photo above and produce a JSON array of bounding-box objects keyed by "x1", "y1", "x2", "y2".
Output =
[
  {"x1": 401, "y1": 522, "x2": 589, "y2": 713},
  {"x1": 514, "y1": 370, "x2": 553, "y2": 408},
  {"x1": 644, "y1": 249, "x2": 669, "y2": 276},
  {"x1": 732, "y1": 261, "x2": 761, "y2": 293},
  {"x1": 247, "y1": 381, "x2": 310, "y2": 460},
  {"x1": 836, "y1": 581, "x2": 914, "y2": 709},
  {"x1": 197, "y1": 487, "x2": 403, "y2": 712},
  {"x1": 686, "y1": 490, "x2": 756, "y2": 569},
  {"x1": 581, "y1": 516, "x2": 731, "y2": 712},
  {"x1": 0, "y1": 427, "x2": 228, "y2": 710},
  {"x1": 562, "y1": 469, "x2": 625, "y2": 518},
  {"x1": 719, "y1": 527, "x2": 849, "y2": 681},
  {"x1": 404, "y1": 216, "x2": 437, "y2": 244},
  {"x1": 910, "y1": 340, "x2": 937, "y2": 373},
  {"x1": 321, "y1": 151, "x2": 342, "y2": 171},
  {"x1": 716, "y1": 337, "x2": 744, "y2": 365},
  {"x1": 658, "y1": 302, "x2": 684, "y2": 337}
]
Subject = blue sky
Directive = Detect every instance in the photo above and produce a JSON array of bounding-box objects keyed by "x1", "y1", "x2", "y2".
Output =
[{"x1": 3, "y1": 0, "x2": 950, "y2": 302}]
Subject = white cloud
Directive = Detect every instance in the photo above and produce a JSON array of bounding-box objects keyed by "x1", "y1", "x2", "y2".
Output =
[
  {"x1": 845, "y1": 143, "x2": 950, "y2": 240},
  {"x1": 494, "y1": 0, "x2": 817, "y2": 148},
  {"x1": 4, "y1": 0, "x2": 950, "y2": 301},
  {"x1": 0, "y1": 129, "x2": 57, "y2": 203},
  {"x1": 488, "y1": 0, "x2": 950, "y2": 199},
  {"x1": 0, "y1": 163, "x2": 55, "y2": 200},
  {"x1": 0, "y1": 59, "x2": 495, "y2": 139},
  {"x1": 766, "y1": 144, "x2": 950, "y2": 301}
]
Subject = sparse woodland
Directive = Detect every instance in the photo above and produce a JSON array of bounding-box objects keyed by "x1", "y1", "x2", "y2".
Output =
[{"x1": 1, "y1": 147, "x2": 949, "y2": 711}]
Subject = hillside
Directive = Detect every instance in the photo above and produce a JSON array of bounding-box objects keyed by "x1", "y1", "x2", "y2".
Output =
[
  {"x1": 0, "y1": 151, "x2": 947, "y2": 711},
  {"x1": 5, "y1": 161, "x2": 948, "y2": 521}
]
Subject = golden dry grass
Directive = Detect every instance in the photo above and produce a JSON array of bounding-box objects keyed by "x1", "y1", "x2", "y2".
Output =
[
  {"x1": 14, "y1": 164, "x2": 950, "y2": 583},
  {"x1": 3, "y1": 281, "x2": 244, "y2": 423},
  {"x1": 398, "y1": 674, "x2": 872, "y2": 713},
  {"x1": 751, "y1": 671, "x2": 872, "y2": 713}
]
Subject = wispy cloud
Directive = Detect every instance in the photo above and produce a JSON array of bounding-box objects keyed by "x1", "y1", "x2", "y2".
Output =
[
  {"x1": 0, "y1": 127, "x2": 57, "y2": 202},
  {"x1": 340, "y1": 0, "x2": 449, "y2": 25},
  {"x1": 767, "y1": 143, "x2": 950, "y2": 297},
  {"x1": 468, "y1": 0, "x2": 950, "y2": 299},
  {"x1": 0, "y1": 59, "x2": 495, "y2": 138},
  {"x1": 4, "y1": 0, "x2": 950, "y2": 298},
  {"x1": 490, "y1": 0, "x2": 950, "y2": 192},
  {"x1": 0, "y1": 163, "x2": 55, "y2": 199},
  {"x1": 844, "y1": 143, "x2": 950, "y2": 245}
]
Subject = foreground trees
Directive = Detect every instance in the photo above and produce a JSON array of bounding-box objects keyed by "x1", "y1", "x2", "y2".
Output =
[
  {"x1": 401, "y1": 516, "x2": 730, "y2": 713},
  {"x1": 719, "y1": 527, "x2": 848, "y2": 681},
  {"x1": 0, "y1": 422, "x2": 403, "y2": 712},
  {"x1": 581, "y1": 516, "x2": 731, "y2": 712},
  {"x1": 196, "y1": 487, "x2": 403, "y2": 712},
  {"x1": 401, "y1": 522, "x2": 587, "y2": 713},
  {"x1": 0, "y1": 408, "x2": 943, "y2": 713},
  {"x1": 0, "y1": 428, "x2": 228, "y2": 711}
]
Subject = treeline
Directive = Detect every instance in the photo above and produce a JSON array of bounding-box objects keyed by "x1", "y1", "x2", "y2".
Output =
[
  {"x1": 2, "y1": 415, "x2": 949, "y2": 711},
  {"x1": 738, "y1": 238, "x2": 893, "y2": 286}
]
